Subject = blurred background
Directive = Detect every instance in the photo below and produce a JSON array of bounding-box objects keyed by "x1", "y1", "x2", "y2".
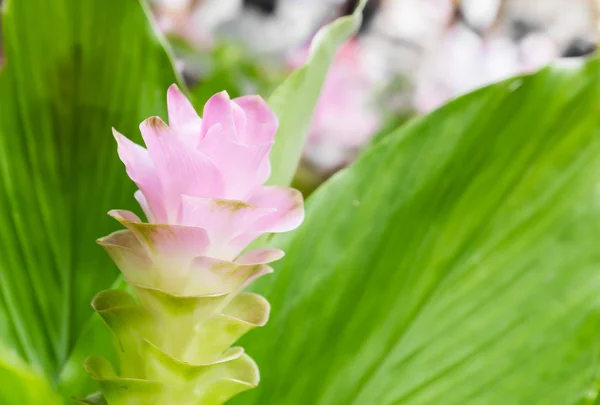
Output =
[{"x1": 149, "y1": 0, "x2": 599, "y2": 192}]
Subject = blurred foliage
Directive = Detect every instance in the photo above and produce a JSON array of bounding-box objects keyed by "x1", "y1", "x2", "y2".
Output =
[
  {"x1": 168, "y1": 36, "x2": 284, "y2": 107},
  {"x1": 190, "y1": 42, "x2": 284, "y2": 107}
]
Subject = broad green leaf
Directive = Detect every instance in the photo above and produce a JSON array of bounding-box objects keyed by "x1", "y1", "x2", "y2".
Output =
[
  {"x1": 266, "y1": 0, "x2": 366, "y2": 187},
  {"x1": 0, "y1": 0, "x2": 178, "y2": 399},
  {"x1": 234, "y1": 59, "x2": 600, "y2": 404}
]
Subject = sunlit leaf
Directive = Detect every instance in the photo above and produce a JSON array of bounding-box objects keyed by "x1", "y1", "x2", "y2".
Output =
[{"x1": 235, "y1": 59, "x2": 600, "y2": 404}]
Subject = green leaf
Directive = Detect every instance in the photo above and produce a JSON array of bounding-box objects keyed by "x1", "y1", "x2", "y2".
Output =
[
  {"x1": 234, "y1": 59, "x2": 600, "y2": 404},
  {"x1": 0, "y1": 0, "x2": 178, "y2": 399},
  {"x1": 265, "y1": 0, "x2": 366, "y2": 187}
]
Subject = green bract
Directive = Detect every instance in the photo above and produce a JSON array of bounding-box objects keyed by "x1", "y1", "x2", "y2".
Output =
[{"x1": 78, "y1": 286, "x2": 267, "y2": 404}]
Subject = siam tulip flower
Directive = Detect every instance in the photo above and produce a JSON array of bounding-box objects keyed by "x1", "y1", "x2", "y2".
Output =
[{"x1": 81, "y1": 86, "x2": 304, "y2": 405}]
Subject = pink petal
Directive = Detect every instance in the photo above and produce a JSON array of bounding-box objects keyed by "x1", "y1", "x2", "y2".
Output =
[
  {"x1": 235, "y1": 248, "x2": 285, "y2": 265},
  {"x1": 186, "y1": 256, "x2": 273, "y2": 295},
  {"x1": 180, "y1": 195, "x2": 274, "y2": 259},
  {"x1": 97, "y1": 230, "x2": 150, "y2": 285},
  {"x1": 232, "y1": 102, "x2": 247, "y2": 139},
  {"x1": 134, "y1": 190, "x2": 155, "y2": 223},
  {"x1": 109, "y1": 209, "x2": 210, "y2": 265},
  {"x1": 200, "y1": 125, "x2": 272, "y2": 199},
  {"x1": 113, "y1": 128, "x2": 167, "y2": 222},
  {"x1": 138, "y1": 116, "x2": 171, "y2": 166},
  {"x1": 257, "y1": 158, "x2": 271, "y2": 186},
  {"x1": 200, "y1": 91, "x2": 236, "y2": 141},
  {"x1": 140, "y1": 116, "x2": 225, "y2": 213},
  {"x1": 109, "y1": 209, "x2": 141, "y2": 223},
  {"x1": 228, "y1": 232, "x2": 262, "y2": 256},
  {"x1": 167, "y1": 84, "x2": 202, "y2": 143},
  {"x1": 233, "y1": 95, "x2": 279, "y2": 145},
  {"x1": 248, "y1": 186, "x2": 305, "y2": 233}
]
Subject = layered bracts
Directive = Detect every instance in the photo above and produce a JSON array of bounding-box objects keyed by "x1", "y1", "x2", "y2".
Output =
[{"x1": 81, "y1": 86, "x2": 304, "y2": 405}]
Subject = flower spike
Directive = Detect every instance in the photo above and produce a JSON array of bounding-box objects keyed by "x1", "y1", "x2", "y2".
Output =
[{"x1": 83, "y1": 85, "x2": 304, "y2": 405}]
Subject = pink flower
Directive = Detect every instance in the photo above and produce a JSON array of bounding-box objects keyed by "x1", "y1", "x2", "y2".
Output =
[{"x1": 100, "y1": 86, "x2": 304, "y2": 294}]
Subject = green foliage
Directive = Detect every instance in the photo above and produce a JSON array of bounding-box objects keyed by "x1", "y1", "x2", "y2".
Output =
[
  {"x1": 235, "y1": 59, "x2": 600, "y2": 404},
  {"x1": 0, "y1": 0, "x2": 178, "y2": 401},
  {"x1": 0, "y1": 346, "x2": 62, "y2": 405}
]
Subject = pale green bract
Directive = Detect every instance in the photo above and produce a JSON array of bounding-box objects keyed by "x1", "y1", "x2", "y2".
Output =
[{"x1": 78, "y1": 288, "x2": 266, "y2": 404}]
